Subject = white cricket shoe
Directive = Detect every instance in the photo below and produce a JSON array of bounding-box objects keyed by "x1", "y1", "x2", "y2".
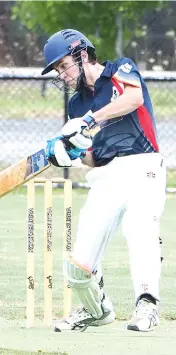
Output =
[
  {"x1": 54, "y1": 298, "x2": 115, "y2": 332},
  {"x1": 127, "y1": 298, "x2": 159, "y2": 332}
]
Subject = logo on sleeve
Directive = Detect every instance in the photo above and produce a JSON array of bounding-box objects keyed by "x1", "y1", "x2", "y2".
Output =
[
  {"x1": 119, "y1": 63, "x2": 132, "y2": 73},
  {"x1": 111, "y1": 86, "x2": 119, "y2": 101},
  {"x1": 111, "y1": 82, "x2": 124, "y2": 101}
]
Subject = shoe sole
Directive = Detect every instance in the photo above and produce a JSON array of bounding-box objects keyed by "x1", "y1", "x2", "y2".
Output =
[{"x1": 127, "y1": 323, "x2": 159, "y2": 332}]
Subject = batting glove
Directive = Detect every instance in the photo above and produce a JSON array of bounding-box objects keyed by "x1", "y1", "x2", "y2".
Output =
[
  {"x1": 61, "y1": 113, "x2": 96, "y2": 149},
  {"x1": 46, "y1": 136, "x2": 87, "y2": 167}
]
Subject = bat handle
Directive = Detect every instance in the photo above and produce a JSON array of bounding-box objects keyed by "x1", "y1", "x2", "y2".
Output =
[
  {"x1": 81, "y1": 125, "x2": 100, "y2": 139},
  {"x1": 81, "y1": 126, "x2": 91, "y2": 138}
]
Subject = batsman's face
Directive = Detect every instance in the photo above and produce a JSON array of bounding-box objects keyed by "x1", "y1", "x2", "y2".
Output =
[{"x1": 53, "y1": 56, "x2": 80, "y2": 89}]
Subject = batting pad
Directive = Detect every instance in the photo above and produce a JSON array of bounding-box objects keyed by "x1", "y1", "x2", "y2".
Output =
[{"x1": 63, "y1": 258, "x2": 103, "y2": 319}]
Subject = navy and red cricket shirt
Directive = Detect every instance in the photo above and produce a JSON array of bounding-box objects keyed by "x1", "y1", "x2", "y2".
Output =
[{"x1": 67, "y1": 57, "x2": 159, "y2": 167}]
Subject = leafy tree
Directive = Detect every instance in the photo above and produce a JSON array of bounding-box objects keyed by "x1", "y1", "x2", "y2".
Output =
[
  {"x1": 12, "y1": 0, "x2": 167, "y2": 62},
  {"x1": 0, "y1": 1, "x2": 43, "y2": 66}
]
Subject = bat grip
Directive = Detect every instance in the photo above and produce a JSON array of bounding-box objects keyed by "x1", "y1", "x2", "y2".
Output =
[{"x1": 81, "y1": 125, "x2": 100, "y2": 138}]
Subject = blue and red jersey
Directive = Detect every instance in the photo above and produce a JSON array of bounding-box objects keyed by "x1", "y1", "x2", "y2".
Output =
[{"x1": 68, "y1": 57, "x2": 159, "y2": 167}]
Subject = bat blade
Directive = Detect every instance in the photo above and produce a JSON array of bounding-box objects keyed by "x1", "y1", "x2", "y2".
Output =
[{"x1": 0, "y1": 149, "x2": 50, "y2": 198}]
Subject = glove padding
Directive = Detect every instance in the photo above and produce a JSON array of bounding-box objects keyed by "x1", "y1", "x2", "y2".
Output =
[
  {"x1": 46, "y1": 136, "x2": 87, "y2": 167},
  {"x1": 61, "y1": 114, "x2": 96, "y2": 149}
]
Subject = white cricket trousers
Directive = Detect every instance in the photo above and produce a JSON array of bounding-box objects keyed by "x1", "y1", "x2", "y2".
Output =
[{"x1": 73, "y1": 153, "x2": 166, "y2": 302}]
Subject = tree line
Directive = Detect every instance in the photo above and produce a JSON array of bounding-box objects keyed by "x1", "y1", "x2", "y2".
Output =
[{"x1": 1, "y1": 1, "x2": 176, "y2": 70}]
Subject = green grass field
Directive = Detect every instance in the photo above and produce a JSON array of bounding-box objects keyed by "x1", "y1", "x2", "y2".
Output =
[
  {"x1": 0, "y1": 188, "x2": 176, "y2": 355},
  {"x1": 0, "y1": 81, "x2": 64, "y2": 119},
  {"x1": 0, "y1": 81, "x2": 176, "y2": 120},
  {"x1": 147, "y1": 82, "x2": 176, "y2": 119}
]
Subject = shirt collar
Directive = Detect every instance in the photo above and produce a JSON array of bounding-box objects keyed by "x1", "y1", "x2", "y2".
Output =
[
  {"x1": 100, "y1": 60, "x2": 113, "y2": 78},
  {"x1": 79, "y1": 60, "x2": 112, "y2": 97}
]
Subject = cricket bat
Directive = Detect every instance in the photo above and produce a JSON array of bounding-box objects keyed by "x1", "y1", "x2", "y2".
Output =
[
  {"x1": 0, "y1": 148, "x2": 50, "y2": 198},
  {"x1": 0, "y1": 124, "x2": 101, "y2": 198}
]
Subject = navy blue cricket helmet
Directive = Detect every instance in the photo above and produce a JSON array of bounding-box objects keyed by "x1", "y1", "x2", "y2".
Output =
[{"x1": 42, "y1": 29, "x2": 95, "y2": 75}]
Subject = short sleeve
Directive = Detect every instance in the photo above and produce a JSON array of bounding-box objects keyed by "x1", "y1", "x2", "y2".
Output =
[{"x1": 112, "y1": 57, "x2": 141, "y2": 88}]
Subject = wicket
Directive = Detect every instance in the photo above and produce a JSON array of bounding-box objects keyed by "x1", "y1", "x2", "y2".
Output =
[{"x1": 26, "y1": 178, "x2": 72, "y2": 328}]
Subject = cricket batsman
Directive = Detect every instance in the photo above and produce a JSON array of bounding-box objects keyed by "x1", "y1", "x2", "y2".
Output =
[{"x1": 42, "y1": 29, "x2": 166, "y2": 332}]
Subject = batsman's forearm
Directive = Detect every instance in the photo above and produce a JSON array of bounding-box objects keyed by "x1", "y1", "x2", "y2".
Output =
[{"x1": 92, "y1": 87, "x2": 143, "y2": 123}]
